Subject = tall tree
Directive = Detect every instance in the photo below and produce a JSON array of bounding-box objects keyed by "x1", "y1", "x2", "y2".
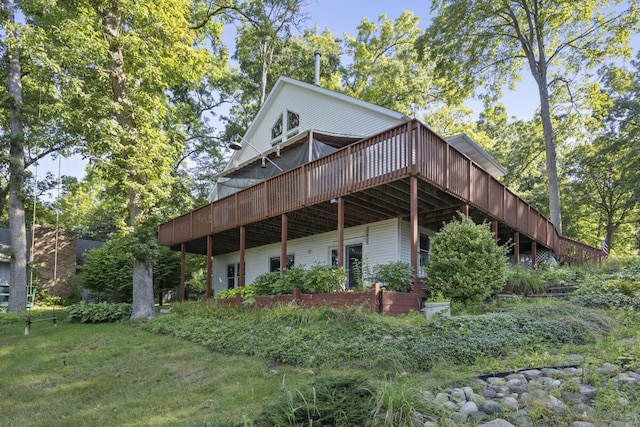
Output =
[
  {"x1": 342, "y1": 11, "x2": 437, "y2": 115},
  {"x1": 2, "y1": 0, "x2": 27, "y2": 311},
  {"x1": 33, "y1": 0, "x2": 213, "y2": 319},
  {"x1": 564, "y1": 58, "x2": 640, "y2": 252},
  {"x1": 419, "y1": 0, "x2": 639, "y2": 234},
  {"x1": 233, "y1": 0, "x2": 308, "y2": 106}
]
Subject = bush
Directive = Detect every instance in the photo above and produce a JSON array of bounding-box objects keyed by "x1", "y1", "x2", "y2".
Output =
[
  {"x1": 374, "y1": 261, "x2": 414, "y2": 292},
  {"x1": 215, "y1": 286, "x2": 257, "y2": 299},
  {"x1": 505, "y1": 266, "x2": 544, "y2": 295},
  {"x1": 251, "y1": 272, "x2": 281, "y2": 296},
  {"x1": 426, "y1": 214, "x2": 509, "y2": 304},
  {"x1": 304, "y1": 264, "x2": 346, "y2": 293},
  {"x1": 260, "y1": 373, "x2": 376, "y2": 426},
  {"x1": 66, "y1": 302, "x2": 132, "y2": 323}
]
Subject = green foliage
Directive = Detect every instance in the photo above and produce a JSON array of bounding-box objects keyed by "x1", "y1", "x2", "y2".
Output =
[
  {"x1": 372, "y1": 377, "x2": 443, "y2": 426},
  {"x1": 66, "y1": 302, "x2": 132, "y2": 323},
  {"x1": 141, "y1": 301, "x2": 611, "y2": 372},
  {"x1": 342, "y1": 11, "x2": 436, "y2": 115},
  {"x1": 79, "y1": 233, "x2": 180, "y2": 303},
  {"x1": 566, "y1": 260, "x2": 640, "y2": 309},
  {"x1": 505, "y1": 266, "x2": 545, "y2": 296},
  {"x1": 426, "y1": 214, "x2": 509, "y2": 303},
  {"x1": 250, "y1": 272, "x2": 282, "y2": 296},
  {"x1": 260, "y1": 373, "x2": 376, "y2": 426},
  {"x1": 273, "y1": 265, "x2": 306, "y2": 295},
  {"x1": 222, "y1": 265, "x2": 347, "y2": 298},
  {"x1": 304, "y1": 264, "x2": 346, "y2": 294},
  {"x1": 216, "y1": 286, "x2": 257, "y2": 300},
  {"x1": 374, "y1": 261, "x2": 414, "y2": 292}
]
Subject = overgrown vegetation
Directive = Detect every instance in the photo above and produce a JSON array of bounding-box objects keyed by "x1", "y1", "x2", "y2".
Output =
[
  {"x1": 373, "y1": 261, "x2": 414, "y2": 292},
  {"x1": 66, "y1": 302, "x2": 132, "y2": 323},
  {"x1": 140, "y1": 300, "x2": 612, "y2": 372},
  {"x1": 216, "y1": 264, "x2": 347, "y2": 298},
  {"x1": 426, "y1": 214, "x2": 510, "y2": 303}
]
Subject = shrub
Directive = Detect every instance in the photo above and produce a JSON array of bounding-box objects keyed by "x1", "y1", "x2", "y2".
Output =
[
  {"x1": 374, "y1": 261, "x2": 414, "y2": 292},
  {"x1": 66, "y1": 302, "x2": 132, "y2": 323},
  {"x1": 426, "y1": 214, "x2": 509, "y2": 304},
  {"x1": 304, "y1": 264, "x2": 346, "y2": 293},
  {"x1": 274, "y1": 265, "x2": 306, "y2": 294},
  {"x1": 215, "y1": 286, "x2": 257, "y2": 299},
  {"x1": 260, "y1": 373, "x2": 376, "y2": 426},
  {"x1": 251, "y1": 272, "x2": 281, "y2": 296},
  {"x1": 505, "y1": 266, "x2": 544, "y2": 295}
]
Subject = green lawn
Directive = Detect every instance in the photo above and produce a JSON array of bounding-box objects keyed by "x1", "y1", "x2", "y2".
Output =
[{"x1": 0, "y1": 311, "x2": 312, "y2": 427}]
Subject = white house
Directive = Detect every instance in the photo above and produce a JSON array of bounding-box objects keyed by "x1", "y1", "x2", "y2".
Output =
[{"x1": 159, "y1": 76, "x2": 600, "y2": 299}]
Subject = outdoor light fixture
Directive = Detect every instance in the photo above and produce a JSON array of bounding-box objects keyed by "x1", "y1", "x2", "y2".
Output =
[{"x1": 229, "y1": 136, "x2": 283, "y2": 171}]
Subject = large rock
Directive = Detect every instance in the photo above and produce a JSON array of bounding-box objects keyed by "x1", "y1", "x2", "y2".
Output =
[
  {"x1": 478, "y1": 419, "x2": 516, "y2": 427},
  {"x1": 481, "y1": 399, "x2": 504, "y2": 415}
]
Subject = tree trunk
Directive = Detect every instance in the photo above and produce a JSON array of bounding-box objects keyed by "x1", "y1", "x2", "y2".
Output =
[
  {"x1": 537, "y1": 81, "x2": 563, "y2": 235},
  {"x1": 99, "y1": 4, "x2": 155, "y2": 319},
  {"x1": 5, "y1": 0, "x2": 28, "y2": 312},
  {"x1": 131, "y1": 259, "x2": 155, "y2": 319}
]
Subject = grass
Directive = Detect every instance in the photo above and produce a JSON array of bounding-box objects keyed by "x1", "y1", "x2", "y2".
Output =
[
  {"x1": 2, "y1": 295, "x2": 639, "y2": 426},
  {"x1": 0, "y1": 310, "x2": 315, "y2": 427}
]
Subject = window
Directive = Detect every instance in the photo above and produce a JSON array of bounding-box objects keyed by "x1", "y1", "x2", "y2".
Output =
[
  {"x1": 269, "y1": 254, "x2": 295, "y2": 272},
  {"x1": 271, "y1": 110, "x2": 299, "y2": 142},
  {"x1": 227, "y1": 264, "x2": 237, "y2": 290},
  {"x1": 227, "y1": 263, "x2": 244, "y2": 289},
  {"x1": 271, "y1": 116, "x2": 283, "y2": 140},
  {"x1": 287, "y1": 110, "x2": 299, "y2": 130}
]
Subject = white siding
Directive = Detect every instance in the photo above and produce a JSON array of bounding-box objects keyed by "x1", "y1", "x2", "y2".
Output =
[
  {"x1": 231, "y1": 84, "x2": 406, "y2": 166},
  {"x1": 212, "y1": 218, "x2": 400, "y2": 294}
]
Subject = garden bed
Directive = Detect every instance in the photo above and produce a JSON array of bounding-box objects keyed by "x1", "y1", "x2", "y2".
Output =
[{"x1": 215, "y1": 284, "x2": 425, "y2": 315}]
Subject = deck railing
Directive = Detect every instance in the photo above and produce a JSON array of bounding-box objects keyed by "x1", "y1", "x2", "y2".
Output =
[{"x1": 159, "y1": 120, "x2": 601, "y2": 264}]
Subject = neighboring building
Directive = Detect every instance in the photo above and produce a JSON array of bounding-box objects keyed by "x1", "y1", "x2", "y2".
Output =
[
  {"x1": 158, "y1": 76, "x2": 600, "y2": 300},
  {"x1": 0, "y1": 226, "x2": 103, "y2": 302}
]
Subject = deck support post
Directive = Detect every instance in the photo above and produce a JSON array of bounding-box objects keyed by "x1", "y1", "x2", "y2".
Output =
[
  {"x1": 281, "y1": 214, "x2": 288, "y2": 275},
  {"x1": 239, "y1": 226, "x2": 246, "y2": 287},
  {"x1": 180, "y1": 243, "x2": 186, "y2": 302},
  {"x1": 338, "y1": 197, "x2": 344, "y2": 269},
  {"x1": 531, "y1": 241, "x2": 537, "y2": 269},
  {"x1": 514, "y1": 232, "x2": 520, "y2": 265},
  {"x1": 492, "y1": 220, "x2": 498, "y2": 244},
  {"x1": 410, "y1": 176, "x2": 419, "y2": 292},
  {"x1": 460, "y1": 203, "x2": 469, "y2": 217},
  {"x1": 205, "y1": 235, "x2": 213, "y2": 299}
]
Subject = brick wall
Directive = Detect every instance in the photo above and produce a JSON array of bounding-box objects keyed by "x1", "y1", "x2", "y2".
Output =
[{"x1": 31, "y1": 226, "x2": 77, "y2": 297}]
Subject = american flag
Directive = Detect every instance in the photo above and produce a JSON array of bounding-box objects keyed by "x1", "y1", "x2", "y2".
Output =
[{"x1": 602, "y1": 234, "x2": 609, "y2": 261}]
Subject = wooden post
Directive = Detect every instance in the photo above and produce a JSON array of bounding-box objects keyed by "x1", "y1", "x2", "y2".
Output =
[
  {"x1": 239, "y1": 226, "x2": 246, "y2": 287},
  {"x1": 492, "y1": 220, "x2": 498, "y2": 244},
  {"x1": 206, "y1": 235, "x2": 212, "y2": 299},
  {"x1": 180, "y1": 243, "x2": 186, "y2": 302},
  {"x1": 514, "y1": 232, "x2": 520, "y2": 265},
  {"x1": 410, "y1": 176, "x2": 419, "y2": 292},
  {"x1": 338, "y1": 197, "x2": 344, "y2": 269},
  {"x1": 531, "y1": 241, "x2": 537, "y2": 269},
  {"x1": 460, "y1": 203, "x2": 469, "y2": 217},
  {"x1": 281, "y1": 213, "x2": 288, "y2": 275}
]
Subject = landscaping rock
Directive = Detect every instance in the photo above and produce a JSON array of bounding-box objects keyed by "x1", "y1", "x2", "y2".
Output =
[
  {"x1": 545, "y1": 395, "x2": 567, "y2": 415},
  {"x1": 478, "y1": 419, "x2": 516, "y2": 427},
  {"x1": 459, "y1": 401, "x2": 479, "y2": 415},
  {"x1": 419, "y1": 366, "x2": 640, "y2": 426},
  {"x1": 481, "y1": 400, "x2": 504, "y2": 415},
  {"x1": 595, "y1": 362, "x2": 620, "y2": 376}
]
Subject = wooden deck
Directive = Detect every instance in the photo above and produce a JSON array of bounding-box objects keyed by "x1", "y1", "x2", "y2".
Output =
[{"x1": 159, "y1": 120, "x2": 600, "y2": 264}]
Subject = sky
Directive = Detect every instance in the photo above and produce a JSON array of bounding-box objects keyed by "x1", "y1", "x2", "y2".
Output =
[{"x1": 39, "y1": 0, "x2": 639, "y2": 195}]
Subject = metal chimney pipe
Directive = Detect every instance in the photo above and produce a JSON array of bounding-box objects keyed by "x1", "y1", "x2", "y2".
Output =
[{"x1": 314, "y1": 50, "x2": 321, "y2": 86}]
